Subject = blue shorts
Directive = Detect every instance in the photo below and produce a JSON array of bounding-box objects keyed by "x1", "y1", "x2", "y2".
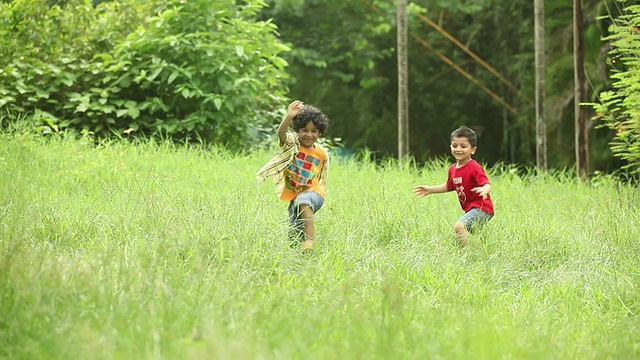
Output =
[
  {"x1": 288, "y1": 191, "x2": 324, "y2": 227},
  {"x1": 458, "y1": 207, "x2": 493, "y2": 232}
]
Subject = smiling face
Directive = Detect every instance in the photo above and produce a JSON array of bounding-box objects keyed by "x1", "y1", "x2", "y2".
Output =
[
  {"x1": 296, "y1": 121, "x2": 321, "y2": 148},
  {"x1": 450, "y1": 136, "x2": 476, "y2": 166}
]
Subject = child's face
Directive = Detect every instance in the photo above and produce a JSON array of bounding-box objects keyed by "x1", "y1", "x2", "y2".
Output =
[
  {"x1": 296, "y1": 121, "x2": 321, "y2": 148},
  {"x1": 450, "y1": 136, "x2": 476, "y2": 165}
]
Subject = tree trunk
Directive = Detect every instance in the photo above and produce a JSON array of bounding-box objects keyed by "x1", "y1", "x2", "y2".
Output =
[
  {"x1": 397, "y1": 0, "x2": 409, "y2": 159},
  {"x1": 534, "y1": 0, "x2": 547, "y2": 170},
  {"x1": 574, "y1": 0, "x2": 589, "y2": 177}
]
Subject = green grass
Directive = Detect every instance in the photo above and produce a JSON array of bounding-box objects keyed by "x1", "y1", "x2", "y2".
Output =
[{"x1": 1, "y1": 133, "x2": 639, "y2": 359}]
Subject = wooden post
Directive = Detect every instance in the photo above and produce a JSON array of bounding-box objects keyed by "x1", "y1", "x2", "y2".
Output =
[
  {"x1": 397, "y1": 0, "x2": 409, "y2": 159},
  {"x1": 534, "y1": 0, "x2": 547, "y2": 169},
  {"x1": 574, "y1": 0, "x2": 589, "y2": 177}
]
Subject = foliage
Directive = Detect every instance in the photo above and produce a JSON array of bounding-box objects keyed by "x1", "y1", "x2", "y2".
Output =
[
  {"x1": 0, "y1": 0, "x2": 290, "y2": 148},
  {"x1": 0, "y1": 0, "x2": 140, "y2": 125},
  {"x1": 1, "y1": 0, "x2": 636, "y2": 170},
  {"x1": 417, "y1": 0, "x2": 538, "y2": 164},
  {"x1": 589, "y1": 2, "x2": 640, "y2": 175},
  {"x1": 260, "y1": 0, "x2": 402, "y2": 153},
  {"x1": 260, "y1": 0, "x2": 630, "y2": 173},
  {"x1": 1, "y1": 131, "x2": 639, "y2": 358},
  {"x1": 261, "y1": 0, "x2": 539, "y2": 163}
]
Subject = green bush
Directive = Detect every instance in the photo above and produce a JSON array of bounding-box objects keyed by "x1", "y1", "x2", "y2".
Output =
[
  {"x1": 0, "y1": 0, "x2": 290, "y2": 148},
  {"x1": 591, "y1": 2, "x2": 640, "y2": 175}
]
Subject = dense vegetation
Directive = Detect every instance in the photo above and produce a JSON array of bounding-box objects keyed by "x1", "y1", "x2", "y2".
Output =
[
  {"x1": 0, "y1": 0, "x2": 638, "y2": 171},
  {"x1": 263, "y1": 0, "x2": 639, "y2": 173},
  {"x1": 590, "y1": 3, "x2": 640, "y2": 175},
  {"x1": 0, "y1": 0, "x2": 289, "y2": 148},
  {"x1": 1, "y1": 132, "x2": 638, "y2": 359}
]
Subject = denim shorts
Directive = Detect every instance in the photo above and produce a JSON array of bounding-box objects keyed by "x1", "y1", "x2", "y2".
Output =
[
  {"x1": 458, "y1": 207, "x2": 494, "y2": 232},
  {"x1": 288, "y1": 190, "x2": 324, "y2": 226}
]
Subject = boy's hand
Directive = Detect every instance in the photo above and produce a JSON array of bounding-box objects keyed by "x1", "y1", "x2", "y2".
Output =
[
  {"x1": 472, "y1": 184, "x2": 491, "y2": 199},
  {"x1": 278, "y1": 100, "x2": 305, "y2": 143},
  {"x1": 413, "y1": 185, "x2": 432, "y2": 196},
  {"x1": 414, "y1": 183, "x2": 447, "y2": 196},
  {"x1": 287, "y1": 100, "x2": 304, "y2": 118}
]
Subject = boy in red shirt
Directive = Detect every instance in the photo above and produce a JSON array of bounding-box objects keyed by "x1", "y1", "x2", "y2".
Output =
[
  {"x1": 413, "y1": 126, "x2": 494, "y2": 246},
  {"x1": 257, "y1": 100, "x2": 330, "y2": 250}
]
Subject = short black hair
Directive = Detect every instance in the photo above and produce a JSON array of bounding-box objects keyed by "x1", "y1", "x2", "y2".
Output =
[
  {"x1": 292, "y1": 105, "x2": 329, "y2": 133},
  {"x1": 451, "y1": 126, "x2": 477, "y2": 147}
]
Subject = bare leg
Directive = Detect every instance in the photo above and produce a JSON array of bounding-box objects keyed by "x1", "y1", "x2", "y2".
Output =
[
  {"x1": 299, "y1": 204, "x2": 315, "y2": 249},
  {"x1": 454, "y1": 221, "x2": 470, "y2": 247}
]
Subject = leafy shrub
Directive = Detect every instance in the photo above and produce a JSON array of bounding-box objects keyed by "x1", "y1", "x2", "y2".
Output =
[
  {"x1": 590, "y1": 2, "x2": 640, "y2": 175},
  {"x1": 0, "y1": 0, "x2": 290, "y2": 148},
  {"x1": 0, "y1": 0, "x2": 147, "y2": 127}
]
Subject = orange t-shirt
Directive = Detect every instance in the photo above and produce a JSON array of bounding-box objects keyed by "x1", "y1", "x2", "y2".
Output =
[{"x1": 280, "y1": 144, "x2": 328, "y2": 201}]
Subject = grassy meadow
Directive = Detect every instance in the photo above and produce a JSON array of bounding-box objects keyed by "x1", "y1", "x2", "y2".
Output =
[{"x1": 1, "y1": 132, "x2": 639, "y2": 359}]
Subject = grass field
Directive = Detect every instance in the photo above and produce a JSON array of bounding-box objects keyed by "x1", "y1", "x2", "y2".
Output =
[{"x1": 1, "y1": 132, "x2": 639, "y2": 359}]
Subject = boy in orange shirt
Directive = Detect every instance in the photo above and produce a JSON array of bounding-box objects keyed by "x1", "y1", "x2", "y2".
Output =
[{"x1": 257, "y1": 100, "x2": 330, "y2": 250}]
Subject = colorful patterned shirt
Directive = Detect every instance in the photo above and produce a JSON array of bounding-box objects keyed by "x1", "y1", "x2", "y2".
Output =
[
  {"x1": 257, "y1": 132, "x2": 330, "y2": 200},
  {"x1": 281, "y1": 144, "x2": 327, "y2": 201}
]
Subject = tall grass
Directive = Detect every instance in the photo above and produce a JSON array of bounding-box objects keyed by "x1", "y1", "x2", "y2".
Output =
[{"x1": 1, "y1": 133, "x2": 638, "y2": 359}]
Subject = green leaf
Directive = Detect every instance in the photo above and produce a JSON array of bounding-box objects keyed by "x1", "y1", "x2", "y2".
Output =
[
  {"x1": 167, "y1": 71, "x2": 179, "y2": 84},
  {"x1": 270, "y1": 57, "x2": 288, "y2": 69},
  {"x1": 147, "y1": 67, "x2": 163, "y2": 82},
  {"x1": 127, "y1": 107, "x2": 140, "y2": 119},
  {"x1": 235, "y1": 45, "x2": 245, "y2": 57}
]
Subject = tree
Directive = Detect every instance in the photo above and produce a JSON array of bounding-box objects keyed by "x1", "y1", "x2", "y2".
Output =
[
  {"x1": 261, "y1": 0, "x2": 624, "y2": 171},
  {"x1": 397, "y1": 0, "x2": 409, "y2": 159},
  {"x1": 534, "y1": 0, "x2": 547, "y2": 169},
  {"x1": 260, "y1": 0, "x2": 402, "y2": 154},
  {"x1": 574, "y1": 0, "x2": 590, "y2": 177}
]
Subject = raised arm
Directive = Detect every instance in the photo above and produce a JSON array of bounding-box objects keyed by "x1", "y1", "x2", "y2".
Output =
[
  {"x1": 413, "y1": 183, "x2": 448, "y2": 197},
  {"x1": 277, "y1": 100, "x2": 304, "y2": 144}
]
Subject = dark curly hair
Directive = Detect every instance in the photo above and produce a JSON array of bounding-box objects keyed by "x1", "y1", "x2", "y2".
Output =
[
  {"x1": 450, "y1": 126, "x2": 477, "y2": 147},
  {"x1": 292, "y1": 105, "x2": 329, "y2": 133}
]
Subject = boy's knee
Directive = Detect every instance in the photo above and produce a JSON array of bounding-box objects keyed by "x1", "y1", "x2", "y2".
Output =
[
  {"x1": 296, "y1": 204, "x2": 314, "y2": 219},
  {"x1": 454, "y1": 221, "x2": 467, "y2": 234}
]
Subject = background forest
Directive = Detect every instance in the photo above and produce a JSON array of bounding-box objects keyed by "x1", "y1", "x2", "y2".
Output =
[
  {"x1": 261, "y1": 0, "x2": 635, "y2": 172},
  {"x1": 1, "y1": 0, "x2": 639, "y2": 174}
]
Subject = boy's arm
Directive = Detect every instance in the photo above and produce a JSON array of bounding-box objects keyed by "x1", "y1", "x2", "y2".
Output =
[
  {"x1": 413, "y1": 183, "x2": 448, "y2": 196},
  {"x1": 277, "y1": 100, "x2": 304, "y2": 144},
  {"x1": 472, "y1": 183, "x2": 491, "y2": 199},
  {"x1": 471, "y1": 166, "x2": 492, "y2": 199},
  {"x1": 319, "y1": 151, "x2": 330, "y2": 188}
]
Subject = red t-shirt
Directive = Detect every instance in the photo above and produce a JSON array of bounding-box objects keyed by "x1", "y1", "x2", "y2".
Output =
[{"x1": 446, "y1": 159, "x2": 494, "y2": 214}]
